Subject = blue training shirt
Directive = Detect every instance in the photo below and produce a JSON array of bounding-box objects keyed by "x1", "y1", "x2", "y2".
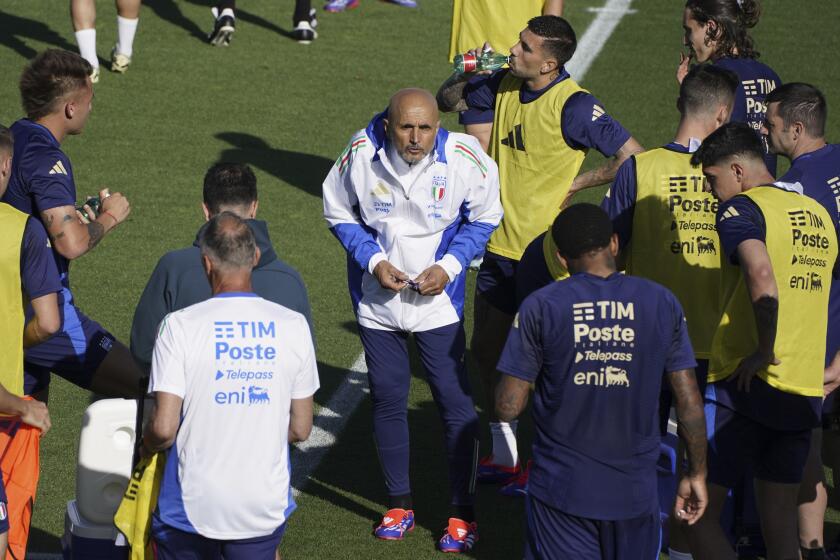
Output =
[
  {"x1": 462, "y1": 69, "x2": 631, "y2": 156},
  {"x1": 778, "y1": 144, "x2": 840, "y2": 367},
  {"x1": 497, "y1": 272, "x2": 696, "y2": 520},
  {"x1": 713, "y1": 192, "x2": 822, "y2": 429},
  {"x1": 3, "y1": 119, "x2": 77, "y2": 292},
  {"x1": 715, "y1": 57, "x2": 781, "y2": 175}
]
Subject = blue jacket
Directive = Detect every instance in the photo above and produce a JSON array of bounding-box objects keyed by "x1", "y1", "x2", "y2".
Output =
[{"x1": 130, "y1": 219, "x2": 313, "y2": 372}]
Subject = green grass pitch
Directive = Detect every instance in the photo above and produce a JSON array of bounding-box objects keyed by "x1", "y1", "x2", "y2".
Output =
[{"x1": 1, "y1": 0, "x2": 840, "y2": 557}]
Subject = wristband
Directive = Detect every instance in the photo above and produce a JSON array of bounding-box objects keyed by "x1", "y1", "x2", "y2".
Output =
[{"x1": 104, "y1": 211, "x2": 120, "y2": 227}]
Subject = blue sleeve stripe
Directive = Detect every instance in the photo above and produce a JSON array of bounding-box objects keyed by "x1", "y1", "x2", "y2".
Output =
[{"x1": 330, "y1": 223, "x2": 381, "y2": 271}]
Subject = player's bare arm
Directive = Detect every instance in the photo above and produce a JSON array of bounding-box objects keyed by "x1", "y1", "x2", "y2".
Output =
[
  {"x1": 144, "y1": 391, "x2": 184, "y2": 455},
  {"x1": 733, "y1": 239, "x2": 780, "y2": 391},
  {"x1": 289, "y1": 396, "x2": 314, "y2": 443},
  {"x1": 668, "y1": 367, "x2": 708, "y2": 525},
  {"x1": 40, "y1": 189, "x2": 131, "y2": 259},
  {"x1": 566, "y1": 137, "x2": 644, "y2": 203},
  {"x1": 23, "y1": 292, "x2": 60, "y2": 348},
  {"x1": 437, "y1": 43, "x2": 494, "y2": 113},
  {"x1": 495, "y1": 375, "x2": 531, "y2": 422},
  {"x1": 543, "y1": 0, "x2": 564, "y2": 16}
]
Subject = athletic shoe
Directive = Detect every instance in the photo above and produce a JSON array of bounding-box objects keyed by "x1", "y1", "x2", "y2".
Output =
[
  {"x1": 499, "y1": 460, "x2": 531, "y2": 497},
  {"x1": 384, "y1": 0, "x2": 418, "y2": 6},
  {"x1": 324, "y1": 0, "x2": 359, "y2": 12},
  {"x1": 373, "y1": 508, "x2": 414, "y2": 540},
  {"x1": 208, "y1": 8, "x2": 235, "y2": 46},
  {"x1": 89, "y1": 67, "x2": 100, "y2": 84},
  {"x1": 110, "y1": 47, "x2": 131, "y2": 73},
  {"x1": 438, "y1": 518, "x2": 477, "y2": 553},
  {"x1": 476, "y1": 454, "x2": 520, "y2": 484},
  {"x1": 308, "y1": 7, "x2": 318, "y2": 28},
  {"x1": 292, "y1": 21, "x2": 317, "y2": 44}
]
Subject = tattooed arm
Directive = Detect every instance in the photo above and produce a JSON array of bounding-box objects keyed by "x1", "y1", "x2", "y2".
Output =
[
  {"x1": 40, "y1": 192, "x2": 130, "y2": 259},
  {"x1": 436, "y1": 72, "x2": 473, "y2": 113},
  {"x1": 668, "y1": 368, "x2": 708, "y2": 525},
  {"x1": 495, "y1": 375, "x2": 531, "y2": 422}
]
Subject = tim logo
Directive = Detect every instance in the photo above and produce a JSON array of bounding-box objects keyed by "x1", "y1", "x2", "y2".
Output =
[
  {"x1": 697, "y1": 236, "x2": 717, "y2": 255},
  {"x1": 788, "y1": 209, "x2": 808, "y2": 227},
  {"x1": 214, "y1": 321, "x2": 276, "y2": 339},
  {"x1": 666, "y1": 175, "x2": 704, "y2": 193},
  {"x1": 248, "y1": 386, "x2": 270, "y2": 405},
  {"x1": 742, "y1": 80, "x2": 759, "y2": 96},
  {"x1": 500, "y1": 124, "x2": 526, "y2": 152},
  {"x1": 828, "y1": 176, "x2": 840, "y2": 214},
  {"x1": 572, "y1": 302, "x2": 596, "y2": 322}
]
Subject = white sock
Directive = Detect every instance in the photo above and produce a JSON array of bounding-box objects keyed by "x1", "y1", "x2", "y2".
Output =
[
  {"x1": 220, "y1": 8, "x2": 235, "y2": 19},
  {"x1": 74, "y1": 28, "x2": 98, "y2": 69},
  {"x1": 116, "y1": 16, "x2": 139, "y2": 58},
  {"x1": 668, "y1": 549, "x2": 694, "y2": 560},
  {"x1": 489, "y1": 421, "x2": 518, "y2": 467}
]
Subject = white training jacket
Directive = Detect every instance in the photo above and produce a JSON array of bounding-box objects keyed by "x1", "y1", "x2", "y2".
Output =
[{"x1": 323, "y1": 111, "x2": 502, "y2": 333}]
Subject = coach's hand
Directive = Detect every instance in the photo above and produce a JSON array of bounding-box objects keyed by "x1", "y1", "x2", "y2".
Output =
[
  {"x1": 21, "y1": 399, "x2": 51, "y2": 434},
  {"x1": 731, "y1": 350, "x2": 780, "y2": 392},
  {"x1": 99, "y1": 188, "x2": 131, "y2": 228},
  {"x1": 413, "y1": 265, "x2": 449, "y2": 296},
  {"x1": 374, "y1": 261, "x2": 409, "y2": 292},
  {"x1": 674, "y1": 474, "x2": 707, "y2": 525}
]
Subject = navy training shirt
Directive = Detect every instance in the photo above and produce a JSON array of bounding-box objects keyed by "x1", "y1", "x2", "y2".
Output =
[
  {"x1": 715, "y1": 57, "x2": 781, "y2": 175},
  {"x1": 497, "y1": 272, "x2": 696, "y2": 520},
  {"x1": 2, "y1": 119, "x2": 77, "y2": 292},
  {"x1": 462, "y1": 69, "x2": 631, "y2": 156},
  {"x1": 778, "y1": 144, "x2": 840, "y2": 367},
  {"x1": 714, "y1": 192, "x2": 822, "y2": 429}
]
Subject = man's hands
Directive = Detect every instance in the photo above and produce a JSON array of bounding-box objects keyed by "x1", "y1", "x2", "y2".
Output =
[
  {"x1": 76, "y1": 188, "x2": 131, "y2": 228},
  {"x1": 20, "y1": 399, "x2": 51, "y2": 434},
  {"x1": 372, "y1": 261, "x2": 450, "y2": 296},
  {"x1": 674, "y1": 474, "x2": 707, "y2": 525},
  {"x1": 731, "y1": 350, "x2": 781, "y2": 392}
]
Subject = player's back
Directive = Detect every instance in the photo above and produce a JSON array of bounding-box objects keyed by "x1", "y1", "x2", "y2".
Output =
[{"x1": 519, "y1": 272, "x2": 694, "y2": 519}]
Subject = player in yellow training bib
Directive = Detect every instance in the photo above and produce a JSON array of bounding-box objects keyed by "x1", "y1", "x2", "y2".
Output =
[
  {"x1": 437, "y1": 15, "x2": 642, "y2": 485},
  {"x1": 601, "y1": 63, "x2": 739, "y2": 558},
  {"x1": 688, "y1": 122, "x2": 837, "y2": 559}
]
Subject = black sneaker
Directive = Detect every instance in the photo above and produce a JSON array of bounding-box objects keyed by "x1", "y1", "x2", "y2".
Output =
[
  {"x1": 208, "y1": 7, "x2": 235, "y2": 46},
  {"x1": 292, "y1": 20, "x2": 317, "y2": 44}
]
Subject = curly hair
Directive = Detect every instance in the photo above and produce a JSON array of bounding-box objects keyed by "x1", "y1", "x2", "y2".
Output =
[{"x1": 686, "y1": 0, "x2": 762, "y2": 60}]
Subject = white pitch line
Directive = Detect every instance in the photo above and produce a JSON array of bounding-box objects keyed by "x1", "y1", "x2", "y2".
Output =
[
  {"x1": 566, "y1": 0, "x2": 636, "y2": 82},
  {"x1": 291, "y1": 351, "x2": 368, "y2": 493}
]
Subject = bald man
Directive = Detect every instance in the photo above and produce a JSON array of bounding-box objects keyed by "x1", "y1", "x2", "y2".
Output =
[{"x1": 323, "y1": 89, "x2": 503, "y2": 553}]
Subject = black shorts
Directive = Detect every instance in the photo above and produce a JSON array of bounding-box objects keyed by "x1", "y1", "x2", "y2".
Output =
[{"x1": 475, "y1": 252, "x2": 519, "y2": 315}]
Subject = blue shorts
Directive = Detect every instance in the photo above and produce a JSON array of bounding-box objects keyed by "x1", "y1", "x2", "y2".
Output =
[
  {"x1": 0, "y1": 477, "x2": 8, "y2": 534},
  {"x1": 23, "y1": 303, "x2": 115, "y2": 394},
  {"x1": 525, "y1": 494, "x2": 660, "y2": 560},
  {"x1": 151, "y1": 516, "x2": 286, "y2": 560},
  {"x1": 705, "y1": 395, "x2": 811, "y2": 487},
  {"x1": 476, "y1": 252, "x2": 519, "y2": 315}
]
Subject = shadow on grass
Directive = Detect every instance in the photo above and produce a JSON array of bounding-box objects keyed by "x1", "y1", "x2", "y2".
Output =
[
  {"x1": 215, "y1": 132, "x2": 333, "y2": 198},
  {"x1": 144, "y1": 0, "x2": 207, "y2": 42},
  {"x1": 0, "y1": 11, "x2": 77, "y2": 59}
]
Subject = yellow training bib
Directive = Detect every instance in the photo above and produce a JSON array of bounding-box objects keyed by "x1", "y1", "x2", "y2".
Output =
[
  {"x1": 449, "y1": 0, "x2": 546, "y2": 61},
  {"x1": 0, "y1": 203, "x2": 29, "y2": 397},
  {"x1": 488, "y1": 72, "x2": 587, "y2": 260},
  {"x1": 709, "y1": 187, "x2": 837, "y2": 396},
  {"x1": 626, "y1": 147, "x2": 732, "y2": 358}
]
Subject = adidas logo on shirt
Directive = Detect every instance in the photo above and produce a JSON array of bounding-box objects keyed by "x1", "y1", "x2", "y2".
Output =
[
  {"x1": 591, "y1": 105, "x2": 605, "y2": 122},
  {"x1": 48, "y1": 160, "x2": 67, "y2": 175},
  {"x1": 719, "y1": 207, "x2": 740, "y2": 221}
]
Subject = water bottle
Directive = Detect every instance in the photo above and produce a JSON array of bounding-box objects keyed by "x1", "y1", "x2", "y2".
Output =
[
  {"x1": 76, "y1": 196, "x2": 101, "y2": 222},
  {"x1": 453, "y1": 51, "x2": 510, "y2": 74}
]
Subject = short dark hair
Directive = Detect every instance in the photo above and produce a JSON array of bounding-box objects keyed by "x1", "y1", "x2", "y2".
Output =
[
  {"x1": 678, "y1": 64, "x2": 739, "y2": 116},
  {"x1": 199, "y1": 211, "x2": 257, "y2": 270},
  {"x1": 202, "y1": 163, "x2": 258, "y2": 215},
  {"x1": 685, "y1": 0, "x2": 761, "y2": 59},
  {"x1": 527, "y1": 16, "x2": 577, "y2": 67},
  {"x1": 691, "y1": 122, "x2": 764, "y2": 168},
  {"x1": 0, "y1": 124, "x2": 12, "y2": 155},
  {"x1": 765, "y1": 82, "x2": 827, "y2": 138},
  {"x1": 20, "y1": 49, "x2": 92, "y2": 120},
  {"x1": 551, "y1": 203, "x2": 613, "y2": 259}
]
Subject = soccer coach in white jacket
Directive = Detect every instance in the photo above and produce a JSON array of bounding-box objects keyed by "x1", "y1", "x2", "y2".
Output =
[{"x1": 323, "y1": 88, "x2": 502, "y2": 553}]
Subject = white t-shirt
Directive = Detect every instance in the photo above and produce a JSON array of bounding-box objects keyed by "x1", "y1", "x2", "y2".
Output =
[{"x1": 149, "y1": 293, "x2": 319, "y2": 540}]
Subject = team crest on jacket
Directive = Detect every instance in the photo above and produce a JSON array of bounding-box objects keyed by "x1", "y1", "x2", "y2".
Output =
[{"x1": 432, "y1": 176, "x2": 446, "y2": 201}]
